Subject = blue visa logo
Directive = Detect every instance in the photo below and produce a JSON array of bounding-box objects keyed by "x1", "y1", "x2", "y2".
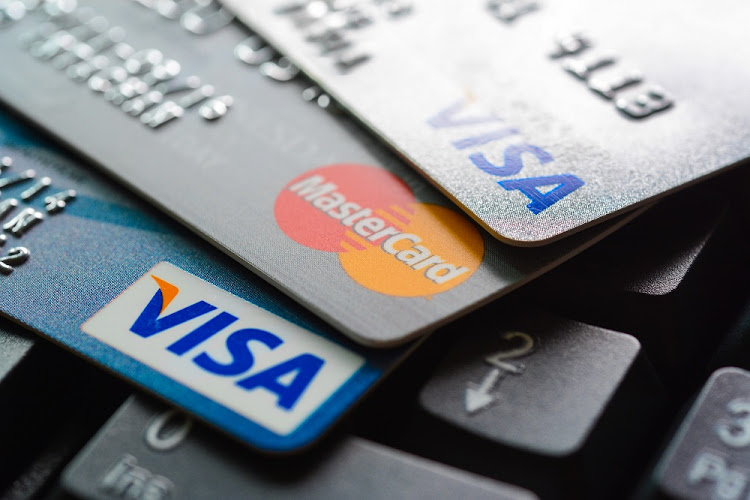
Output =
[{"x1": 82, "y1": 262, "x2": 364, "y2": 436}]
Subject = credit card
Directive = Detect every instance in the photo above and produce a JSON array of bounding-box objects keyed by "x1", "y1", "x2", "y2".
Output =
[
  {"x1": 0, "y1": 111, "x2": 410, "y2": 453},
  {"x1": 0, "y1": 1, "x2": 634, "y2": 346},
  {"x1": 223, "y1": 0, "x2": 750, "y2": 244}
]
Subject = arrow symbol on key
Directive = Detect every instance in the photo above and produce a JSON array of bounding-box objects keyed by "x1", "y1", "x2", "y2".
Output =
[
  {"x1": 465, "y1": 368, "x2": 502, "y2": 414},
  {"x1": 464, "y1": 332, "x2": 535, "y2": 415}
]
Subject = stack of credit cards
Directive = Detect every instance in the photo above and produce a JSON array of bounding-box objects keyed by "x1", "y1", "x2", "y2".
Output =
[
  {"x1": 0, "y1": 0, "x2": 635, "y2": 451},
  {"x1": 0, "y1": 0, "x2": 749, "y2": 497},
  {"x1": 0, "y1": 0, "x2": 636, "y2": 349}
]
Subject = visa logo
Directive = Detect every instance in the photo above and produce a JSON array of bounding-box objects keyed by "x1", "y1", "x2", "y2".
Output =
[
  {"x1": 428, "y1": 99, "x2": 584, "y2": 214},
  {"x1": 82, "y1": 262, "x2": 364, "y2": 436}
]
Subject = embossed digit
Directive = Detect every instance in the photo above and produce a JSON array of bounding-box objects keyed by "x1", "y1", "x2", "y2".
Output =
[
  {"x1": 549, "y1": 32, "x2": 592, "y2": 59},
  {"x1": 0, "y1": 247, "x2": 30, "y2": 275},
  {"x1": 615, "y1": 85, "x2": 674, "y2": 118},
  {"x1": 487, "y1": 0, "x2": 539, "y2": 23}
]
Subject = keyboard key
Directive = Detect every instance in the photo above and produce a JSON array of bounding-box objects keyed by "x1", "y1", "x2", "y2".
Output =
[
  {"x1": 0, "y1": 321, "x2": 61, "y2": 490},
  {"x1": 62, "y1": 394, "x2": 537, "y2": 500},
  {"x1": 0, "y1": 320, "x2": 128, "y2": 495},
  {"x1": 518, "y1": 180, "x2": 750, "y2": 392},
  {"x1": 0, "y1": 319, "x2": 35, "y2": 379},
  {"x1": 412, "y1": 307, "x2": 664, "y2": 498},
  {"x1": 1, "y1": 410, "x2": 113, "y2": 500},
  {"x1": 654, "y1": 367, "x2": 750, "y2": 500}
]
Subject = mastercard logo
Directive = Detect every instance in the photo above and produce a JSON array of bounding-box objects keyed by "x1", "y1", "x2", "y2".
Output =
[{"x1": 274, "y1": 164, "x2": 484, "y2": 297}]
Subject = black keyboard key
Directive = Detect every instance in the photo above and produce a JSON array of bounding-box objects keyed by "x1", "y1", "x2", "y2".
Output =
[
  {"x1": 0, "y1": 321, "x2": 63, "y2": 489},
  {"x1": 0, "y1": 319, "x2": 35, "y2": 378},
  {"x1": 410, "y1": 308, "x2": 664, "y2": 498},
  {"x1": 654, "y1": 367, "x2": 750, "y2": 500},
  {"x1": 0, "y1": 320, "x2": 128, "y2": 496},
  {"x1": 2, "y1": 419, "x2": 100, "y2": 500},
  {"x1": 62, "y1": 394, "x2": 536, "y2": 500},
  {"x1": 519, "y1": 181, "x2": 750, "y2": 392}
]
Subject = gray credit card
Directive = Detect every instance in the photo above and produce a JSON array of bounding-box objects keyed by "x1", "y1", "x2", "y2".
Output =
[
  {"x1": 223, "y1": 0, "x2": 750, "y2": 245},
  {"x1": 0, "y1": 1, "x2": 635, "y2": 346}
]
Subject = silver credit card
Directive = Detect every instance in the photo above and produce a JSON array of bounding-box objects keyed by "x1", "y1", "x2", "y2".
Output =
[
  {"x1": 223, "y1": 0, "x2": 750, "y2": 245},
  {"x1": 0, "y1": 1, "x2": 635, "y2": 346}
]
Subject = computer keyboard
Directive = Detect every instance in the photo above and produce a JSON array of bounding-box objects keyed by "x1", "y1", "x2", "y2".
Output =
[{"x1": 1, "y1": 1, "x2": 750, "y2": 500}]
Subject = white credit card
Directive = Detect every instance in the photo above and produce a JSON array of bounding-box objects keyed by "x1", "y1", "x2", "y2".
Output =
[{"x1": 224, "y1": 0, "x2": 750, "y2": 245}]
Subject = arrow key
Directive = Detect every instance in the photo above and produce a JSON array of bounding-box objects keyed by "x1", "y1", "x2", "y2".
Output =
[{"x1": 413, "y1": 307, "x2": 665, "y2": 499}]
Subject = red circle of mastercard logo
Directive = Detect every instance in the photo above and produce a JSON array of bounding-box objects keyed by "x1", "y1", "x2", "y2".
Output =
[{"x1": 275, "y1": 164, "x2": 484, "y2": 297}]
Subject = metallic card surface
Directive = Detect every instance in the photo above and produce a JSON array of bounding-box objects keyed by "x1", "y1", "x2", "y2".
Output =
[
  {"x1": 223, "y1": 0, "x2": 750, "y2": 244},
  {"x1": 0, "y1": 113, "x2": 404, "y2": 453},
  {"x1": 0, "y1": 1, "x2": 634, "y2": 346}
]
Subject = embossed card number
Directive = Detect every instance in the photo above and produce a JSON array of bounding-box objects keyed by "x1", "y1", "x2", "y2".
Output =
[
  {"x1": 0, "y1": 246, "x2": 30, "y2": 275},
  {"x1": 0, "y1": 153, "x2": 79, "y2": 276},
  {"x1": 4, "y1": 2, "x2": 235, "y2": 129}
]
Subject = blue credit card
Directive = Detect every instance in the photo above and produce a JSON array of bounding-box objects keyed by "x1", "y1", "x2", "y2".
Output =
[{"x1": 0, "y1": 109, "x2": 408, "y2": 453}]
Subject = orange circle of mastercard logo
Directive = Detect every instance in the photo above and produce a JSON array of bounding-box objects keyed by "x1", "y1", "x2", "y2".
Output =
[{"x1": 274, "y1": 164, "x2": 484, "y2": 297}]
